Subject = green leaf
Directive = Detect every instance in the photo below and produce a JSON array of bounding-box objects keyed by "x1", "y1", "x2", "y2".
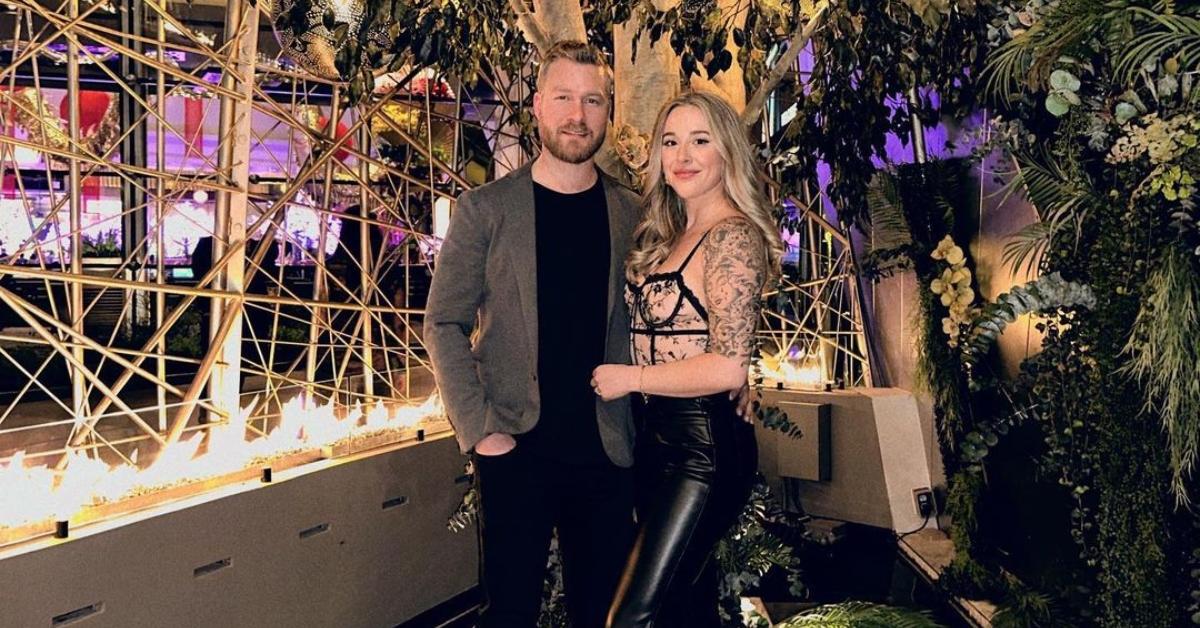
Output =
[
  {"x1": 1049, "y1": 68, "x2": 1080, "y2": 91},
  {"x1": 718, "y1": 49, "x2": 733, "y2": 72},
  {"x1": 1115, "y1": 101, "x2": 1138, "y2": 123},
  {"x1": 1045, "y1": 91, "x2": 1071, "y2": 116}
]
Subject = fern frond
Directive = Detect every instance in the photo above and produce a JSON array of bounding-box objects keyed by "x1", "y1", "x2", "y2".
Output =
[
  {"x1": 778, "y1": 601, "x2": 944, "y2": 628},
  {"x1": 446, "y1": 484, "x2": 478, "y2": 533},
  {"x1": 992, "y1": 584, "x2": 1076, "y2": 628}
]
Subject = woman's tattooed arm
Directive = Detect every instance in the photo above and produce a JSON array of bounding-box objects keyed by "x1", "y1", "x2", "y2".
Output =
[{"x1": 702, "y1": 216, "x2": 766, "y2": 368}]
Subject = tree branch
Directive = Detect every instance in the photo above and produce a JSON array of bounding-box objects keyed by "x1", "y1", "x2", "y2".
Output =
[
  {"x1": 740, "y1": 1, "x2": 828, "y2": 126},
  {"x1": 508, "y1": 0, "x2": 552, "y2": 56}
]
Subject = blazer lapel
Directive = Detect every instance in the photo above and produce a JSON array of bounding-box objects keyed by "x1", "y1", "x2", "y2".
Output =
[
  {"x1": 508, "y1": 167, "x2": 539, "y2": 359},
  {"x1": 602, "y1": 176, "x2": 627, "y2": 332}
]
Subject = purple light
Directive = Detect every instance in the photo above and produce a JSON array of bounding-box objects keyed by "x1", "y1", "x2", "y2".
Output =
[{"x1": 46, "y1": 43, "x2": 112, "y2": 55}]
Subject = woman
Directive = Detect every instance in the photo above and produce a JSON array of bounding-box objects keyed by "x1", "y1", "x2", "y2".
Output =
[{"x1": 592, "y1": 91, "x2": 784, "y2": 627}]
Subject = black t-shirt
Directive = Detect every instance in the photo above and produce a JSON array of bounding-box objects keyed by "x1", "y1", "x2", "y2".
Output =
[{"x1": 517, "y1": 178, "x2": 611, "y2": 465}]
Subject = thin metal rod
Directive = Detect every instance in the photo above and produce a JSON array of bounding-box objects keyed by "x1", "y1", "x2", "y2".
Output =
[
  {"x1": 358, "y1": 114, "x2": 374, "y2": 400},
  {"x1": 154, "y1": 0, "x2": 168, "y2": 431},
  {"x1": 65, "y1": 0, "x2": 86, "y2": 423},
  {"x1": 307, "y1": 87, "x2": 339, "y2": 390}
]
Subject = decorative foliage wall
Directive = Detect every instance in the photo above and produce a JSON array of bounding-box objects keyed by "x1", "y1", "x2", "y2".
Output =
[{"x1": 853, "y1": 1, "x2": 1200, "y2": 625}]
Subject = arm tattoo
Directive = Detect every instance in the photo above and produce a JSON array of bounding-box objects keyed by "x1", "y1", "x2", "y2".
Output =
[{"x1": 703, "y1": 217, "x2": 766, "y2": 368}]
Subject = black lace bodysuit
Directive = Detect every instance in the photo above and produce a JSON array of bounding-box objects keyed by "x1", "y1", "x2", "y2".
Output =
[{"x1": 625, "y1": 231, "x2": 712, "y2": 366}]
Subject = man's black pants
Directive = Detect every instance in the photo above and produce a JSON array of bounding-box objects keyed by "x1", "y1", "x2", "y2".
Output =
[{"x1": 473, "y1": 447, "x2": 634, "y2": 628}]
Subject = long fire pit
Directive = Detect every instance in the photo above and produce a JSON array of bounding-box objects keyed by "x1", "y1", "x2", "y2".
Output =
[
  {"x1": 0, "y1": 431, "x2": 477, "y2": 627},
  {"x1": 0, "y1": 393, "x2": 448, "y2": 547}
]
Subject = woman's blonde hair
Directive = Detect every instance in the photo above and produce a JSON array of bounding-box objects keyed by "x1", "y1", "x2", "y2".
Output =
[{"x1": 625, "y1": 91, "x2": 784, "y2": 283}]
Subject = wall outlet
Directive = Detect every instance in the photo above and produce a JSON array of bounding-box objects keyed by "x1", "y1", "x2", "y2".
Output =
[{"x1": 913, "y1": 487, "x2": 934, "y2": 518}]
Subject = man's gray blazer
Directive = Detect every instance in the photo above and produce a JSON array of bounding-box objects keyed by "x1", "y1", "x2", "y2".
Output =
[{"x1": 424, "y1": 162, "x2": 641, "y2": 468}]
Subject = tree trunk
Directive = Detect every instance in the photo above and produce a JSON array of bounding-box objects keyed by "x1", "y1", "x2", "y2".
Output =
[
  {"x1": 613, "y1": 16, "x2": 682, "y2": 137},
  {"x1": 532, "y1": 0, "x2": 586, "y2": 43}
]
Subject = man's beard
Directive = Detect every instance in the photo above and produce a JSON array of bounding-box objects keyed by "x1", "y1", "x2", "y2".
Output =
[{"x1": 541, "y1": 124, "x2": 605, "y2": 164}]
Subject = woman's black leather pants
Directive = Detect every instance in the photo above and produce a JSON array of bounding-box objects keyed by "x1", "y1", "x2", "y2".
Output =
[{"x1": 607, "y1": 393, "x2": 758, "y2": 628}]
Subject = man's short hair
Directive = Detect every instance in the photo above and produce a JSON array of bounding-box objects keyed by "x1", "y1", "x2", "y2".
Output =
[{"x1": 535, "y1": 40, "x2": 614, "y2": 97}]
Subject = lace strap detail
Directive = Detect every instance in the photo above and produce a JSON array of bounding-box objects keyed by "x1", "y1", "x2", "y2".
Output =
[{"x1": 676, "y1": 229, "x2": 713, "y2": 273}]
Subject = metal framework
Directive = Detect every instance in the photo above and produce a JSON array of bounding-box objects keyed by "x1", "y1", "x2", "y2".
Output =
[
  {"x1": 760, "y1": 188, "x2": 874, "y2": 390},
  {"x1": 0, "y1": 0, "x2": 870, "y2": 541}
]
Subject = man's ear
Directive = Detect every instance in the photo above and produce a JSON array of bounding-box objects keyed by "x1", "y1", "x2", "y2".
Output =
[{"x1": 532, "y1": 92, "x2": 542, "y2": 120}]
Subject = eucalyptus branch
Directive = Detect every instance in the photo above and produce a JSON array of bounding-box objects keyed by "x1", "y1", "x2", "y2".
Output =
[
  {"x1": 962, "y1": 272, "x2": 1096, "y2": 370},
  {"x1": 741, "y1": 1, "x2": 828, "y2": 126},
  {"x1": 507, "y1": 0, "x2": 552, "y2": 56}
]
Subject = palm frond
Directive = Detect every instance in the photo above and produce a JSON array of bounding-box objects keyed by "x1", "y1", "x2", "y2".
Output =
[
  {"x1": 982, "y1": 0, "x2": 1113, "y2": 102},
  {"x1": 715, "y1": 480, "x2": 806, "y2": 620},
  {"x1": 983, "y1": 36, "x2": 1036, "y2": 103},
  {"x1": 1115, "y1": 11, "x2": 1200, "y2": 84},
  {"x1": 777, "y1": 601, "x2": 944, "y2": 628},
  {"x1": 1001, "y1": 221, "x2": 1053, "y2": 278},
  {"x1": 1010, "y1": 150, "x2": 1100, "y2": 240},
  {"x1": 993, "y1": 582, "x2": 1078, "y2": 628},
  {"x1": 866, "y1": 171, "x2": 911, "y2": 251}
]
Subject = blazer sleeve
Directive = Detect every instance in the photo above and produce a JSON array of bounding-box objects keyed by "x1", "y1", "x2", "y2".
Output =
[{"x1": 424, "y1": 190, "x2": 490, "y2": 454}]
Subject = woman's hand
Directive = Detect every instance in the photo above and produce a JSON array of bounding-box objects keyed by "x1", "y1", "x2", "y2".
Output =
[
  {"x1": 729, "y1": 383, "x2": 755, "y2": 423},
  {"x1": 591, "y1": 364, "x2": 638, "y2": 401}
]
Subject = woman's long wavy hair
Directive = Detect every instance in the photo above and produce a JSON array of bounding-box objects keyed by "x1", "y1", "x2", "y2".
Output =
[{"x1": 625, "y1": 91, "x2": 783, "y2": 284}]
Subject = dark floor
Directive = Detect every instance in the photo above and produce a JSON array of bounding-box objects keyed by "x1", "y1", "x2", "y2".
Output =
[
  {"x1": 397, "y1": 522, "x2": 968, "y2": 628},
  {"x1": 396, "y1": 587, "x2": 481, "y2": 628}
]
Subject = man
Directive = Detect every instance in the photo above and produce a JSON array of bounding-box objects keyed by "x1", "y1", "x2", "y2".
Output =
[{"x1": 424, "y1": 41, "x2": 639, "y2": 628}]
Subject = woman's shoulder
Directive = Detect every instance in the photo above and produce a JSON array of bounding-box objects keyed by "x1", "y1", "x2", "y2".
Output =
[
  {"x1": 700, "y1": 213, "x2": 768, "y2": 283},
  {"x1": 704, "y1": 214, "x2": 764, "y2": 249}
]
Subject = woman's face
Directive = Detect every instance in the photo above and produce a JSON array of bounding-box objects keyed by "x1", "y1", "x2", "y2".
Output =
[{"x1": 660, "y1": 105, "x2": 725, "y2": 206}]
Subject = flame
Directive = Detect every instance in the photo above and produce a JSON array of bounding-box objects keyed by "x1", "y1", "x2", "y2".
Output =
[
  {"x1": 0, "y1": 452, "x2": 59, "y2": 527},
  {"x1": 759, "y1": 348, "x2": 828, "y2": 390},
  {"x1": 0, "y1": 394, "x2": 444, "y2": 533}
]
